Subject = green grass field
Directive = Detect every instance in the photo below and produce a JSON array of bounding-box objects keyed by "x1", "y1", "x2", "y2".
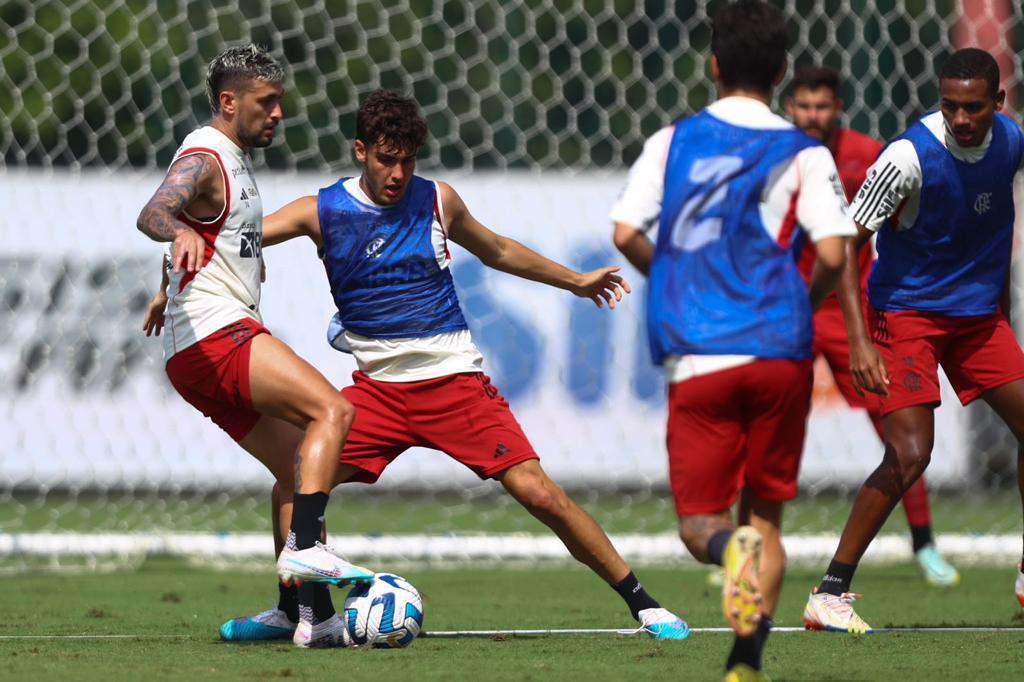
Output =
[{"x1": 2, "y1": 560, "x2": 1022, "y2": 681}]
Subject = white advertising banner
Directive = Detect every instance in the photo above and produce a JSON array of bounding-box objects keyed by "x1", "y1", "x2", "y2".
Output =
[{"x1": 0, "y1": 170, "x2": 971, "y2": 490}]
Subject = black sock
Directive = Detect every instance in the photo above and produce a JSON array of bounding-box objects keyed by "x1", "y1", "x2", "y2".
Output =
[
  {"x1": 297, "y1": 582, "x2": 336, "y2": 624},
  {"x1": 910, "y1": 524, "x2": 934, "y2": 553},
  {"x1": 612, "y1": 571, "x2": 661, "y2": 620},
  {"x1": 290, "y1": 492, "x2": 329, "y2": 550},
  {"x1": 758, "y1": 616, "x2": 772, "y2": 649},
  {"x1": 278, "y1": 582, "x2": 299, "y2": 623},
  {"x1": 707, "y1": 529, "x2": 733, "y2": 567},
  {"x1": 726, "y1": 617, "x2": 772, "y2": 670},
  {"x1": 818, "y1": 558, "x2": 857, "y2": 596}
]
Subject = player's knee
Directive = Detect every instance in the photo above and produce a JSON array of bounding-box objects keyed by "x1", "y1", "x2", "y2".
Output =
[
  {"x1": 320, "y1": 394, "x2": 356, "y2": 432},
  {"x1": 272, "y1": 478, "x2": 294, "y2": 501},
  {"x1": 507, "y1": 473, "x2": 567, "y2": 518},
  {"x1": 886, "y1": 436, "x2": 931, "y2": 481},
  {"x1": 677, "y1": 516, "x2": 715, "y2": 564}
]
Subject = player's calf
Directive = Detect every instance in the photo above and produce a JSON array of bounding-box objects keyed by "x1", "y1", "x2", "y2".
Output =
[{"x1": 501, "y1": 461, "x2": 690, "y2": 638}]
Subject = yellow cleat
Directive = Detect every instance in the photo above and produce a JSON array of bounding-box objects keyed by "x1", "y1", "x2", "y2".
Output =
[
  {"x1": 724, "y1": 663, "x2": 771, "y2": 682},
  {"x1": 722, "y1": 526, "x2": 763, "y2": 638}
]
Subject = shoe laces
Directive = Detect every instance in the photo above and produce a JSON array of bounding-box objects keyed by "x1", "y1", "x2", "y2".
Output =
[
  {"x1": 829, "y1": 592, "x2": 865, "y2": 622},
  {"x1": 836, "y1": 591, "x2": 863, "y2": 604},
  {"x1": 314, "y1": 541, "x2": 351, "y2": 562},
  {"x1": 638, "y1": 607, "x2": 676, "y2": 626}
]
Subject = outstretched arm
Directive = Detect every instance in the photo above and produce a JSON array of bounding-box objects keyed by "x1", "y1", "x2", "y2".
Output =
[
  {"x1": 263, "y1": 196, "x2": 323, "y2": 248},
  {"x1": 836, "y1": 223, "x2": 889, "y2": 396},
  {"x1": 441, "y1": 182, "x2": 631, "y2": 309},
  {"x1": 136, "y1": 154, "x2": 219, "y2": 273},
  {"x1": 611, "y1": 222, "x2": 654, "y2": 276}
]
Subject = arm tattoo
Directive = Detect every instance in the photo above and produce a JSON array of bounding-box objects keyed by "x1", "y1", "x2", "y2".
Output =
[{"x1": 136, "y1": 154, "x2": 217, "y2": 241}]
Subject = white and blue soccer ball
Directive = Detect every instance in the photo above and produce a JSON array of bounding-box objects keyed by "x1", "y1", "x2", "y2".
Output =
[{"x1": 343, "y1": 572, "x2": 424, "y2": 648}]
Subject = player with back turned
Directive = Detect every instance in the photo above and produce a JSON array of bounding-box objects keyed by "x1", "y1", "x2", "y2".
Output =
[
  {"x1": 786, "y1": 64, "x2": 959, "y2": 588},
  {"x1": 610, "y1": 2, "x2": 854, "y2": 679},
  {"x1": 804, "y1": 47, "x2": 1024, "y2": 633}
]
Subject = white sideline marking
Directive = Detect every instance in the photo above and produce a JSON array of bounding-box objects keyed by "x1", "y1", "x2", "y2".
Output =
[{"x1": 420, "y1": 627, "x2": 1024, "y2": 637}]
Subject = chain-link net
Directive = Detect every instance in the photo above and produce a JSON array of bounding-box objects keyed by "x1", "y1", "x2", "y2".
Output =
[
  {"x1": 4, "y1": 1, "x2": 1023, "y2": 171},
  {"x1": 1, "y1": 0, "x2": 1022, "y2": 568}
]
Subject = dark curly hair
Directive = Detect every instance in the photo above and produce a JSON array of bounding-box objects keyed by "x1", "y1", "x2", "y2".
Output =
[
  {"x1": 940, "y1": 48, "x2": 1000, "y2": 96},
  {"x1": 356, "y1": 90, "x2": 429, "y2": 152}
]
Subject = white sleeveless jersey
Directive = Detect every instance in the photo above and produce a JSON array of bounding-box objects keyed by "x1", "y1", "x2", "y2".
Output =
[{"x1": 163, "y1": 126, "x2": 264, "y2": 359}]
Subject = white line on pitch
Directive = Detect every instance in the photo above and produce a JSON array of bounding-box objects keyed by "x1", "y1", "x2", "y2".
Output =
[
  {"x1": 0, "y1": 634, "x2": 192, "y2": 640},
  {"x1": 420, "y1": 626, "x2": 1024, "y2": 637}
]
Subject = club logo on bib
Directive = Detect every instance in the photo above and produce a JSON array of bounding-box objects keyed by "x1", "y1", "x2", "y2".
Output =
[
  {"x1": 365, "y1": 236, "x2": 387, "y2": 258},
  {"x1": 974, "y1": 192, "x2": 992, "y2": 215}
]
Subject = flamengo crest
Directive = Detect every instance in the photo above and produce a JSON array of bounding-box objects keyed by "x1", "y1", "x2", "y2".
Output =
[{"x1": 974, "y1": 192, "x2": 992, "y2": 215}]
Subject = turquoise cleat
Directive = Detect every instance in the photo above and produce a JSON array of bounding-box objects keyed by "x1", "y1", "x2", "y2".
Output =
[
  {"x1": 219, "y1": 608, "x2": 297, "y2": 641},
  {"x1": 915, "y1": 544, "x2": 960, "y2": 587},
  {"x1": 638, "y1": 607, "x2": 691, "y2": 640}
]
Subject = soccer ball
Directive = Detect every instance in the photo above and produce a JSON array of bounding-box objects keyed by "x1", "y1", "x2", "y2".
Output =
[{"x1": 343, "y1": 572, "x2": 424, "y2": 648}]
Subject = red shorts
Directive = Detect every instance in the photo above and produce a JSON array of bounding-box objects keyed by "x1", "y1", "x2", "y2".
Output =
[
  {"x1": 165, "y1": 318, "x2": 268, "y2": 441},
  {"x1": 339, "y1": 371, "x2": 538, "y2": 483},
  {"x1": 871, "y1": 309, "x2": 1024, "y2": 415},
  {"x1": 813, "y1": 303, "x2": 882, "y2": 413},
  {"x1": 666, "y1": 359, "x2": 813, "y2": 516}
]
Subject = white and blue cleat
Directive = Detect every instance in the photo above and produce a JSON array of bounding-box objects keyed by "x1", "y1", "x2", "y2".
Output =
[
  {"x1": 915, "y1": 544, "x2": 960, "y2": 587},
  {"x1": 219, "y1": 608, "x2": 297, "y2": 641},
  {"x1": 638, "y1": 607, "x2": 691, "y2": 640},
  {"x1": 277, "y1": 542, "x2": 375, "y2": 587}
]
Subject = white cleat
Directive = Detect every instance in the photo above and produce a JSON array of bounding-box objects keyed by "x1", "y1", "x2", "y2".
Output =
[
  {"x1": 277, "y1": 542, "x2": 375, "y2": 587},
  {"x1": 803, "y1": 588, "x2": 872, "y2": 634},
  {"x1": 292, "y1": 613, "x2": 351, "y2": 649},
  {"x1": 637, "y1": 607, "x2": 690, "y2": 640}
]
